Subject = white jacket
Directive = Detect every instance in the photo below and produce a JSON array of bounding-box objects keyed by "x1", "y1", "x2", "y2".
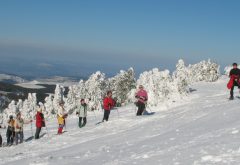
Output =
[{"x1": 76, "y1": 103, "x2": 88, "y2": 118}]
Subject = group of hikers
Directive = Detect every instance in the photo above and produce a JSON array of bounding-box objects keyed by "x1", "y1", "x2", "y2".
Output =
[
  {"x1": 0, "y1": 63, "x2": 239, "y2": 147},
  {"x1": 0, "y1": 84, "x2": 148, "y2": 147}
]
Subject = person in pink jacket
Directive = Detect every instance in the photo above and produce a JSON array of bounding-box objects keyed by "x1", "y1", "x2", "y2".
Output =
[{"x1": 135, "y1": 85, "x2": 148, "y2": 116}]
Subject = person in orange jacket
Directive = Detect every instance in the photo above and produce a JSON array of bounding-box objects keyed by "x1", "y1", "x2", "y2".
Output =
[{"x1": 57, "y1": 101, "x2": 68, "y2": 134}]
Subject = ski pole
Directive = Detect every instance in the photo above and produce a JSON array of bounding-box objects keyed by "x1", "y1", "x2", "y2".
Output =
[
  {"x1": 93, "y1": 110, "x2": 97, "y2": 120},
  {"x1": 30, "y1": 108, "x2": 34, "y2": 137},
  {"x1": 116, "y1": 108, "x2": 120, "y2": 118},
  {"x1": 44, "y1": 119, "x2": 49, "y2": 135}
]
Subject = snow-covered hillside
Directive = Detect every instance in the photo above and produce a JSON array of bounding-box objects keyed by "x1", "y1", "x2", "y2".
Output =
[
  {"x1": 0, "y1": 76, "x2": 240, "y2": 165},
  {"x1": 0, "y1": 74, "x2": 26, "y2": 84}
]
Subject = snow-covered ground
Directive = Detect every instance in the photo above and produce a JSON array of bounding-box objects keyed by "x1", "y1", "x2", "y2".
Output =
[
  {"x1": 1, "y1": 76, "x2": 240, "y2": 165},
  {"x1": 15, "y1": 81, "x2": 46, "y2": 89}
]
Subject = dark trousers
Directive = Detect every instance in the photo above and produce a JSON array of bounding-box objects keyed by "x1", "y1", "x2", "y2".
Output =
[
  {"x1": 6, "y1": 129, "x2": 14, "y2": 145},
  {"x1": 230, "y1": 81, "x2": 240, "y2": 97},
  {"x1": 102, "y1": 110, "x2": 111, "y2": 121},
  {"x1": 15, "y1": 131, "x2": 24, "y2": 145},
  {"x1": 79, "y1": 117, "x2": 87, "y2": 128},
  {"x1": 35, "y1": 127, "x2": 42, "y2": 139},
  {"x1": 137, "y1": 101, "x2": 146, "y2": 116},
  {"x1": 0, "y1": 134, "x2": 2, "y2": 147}
]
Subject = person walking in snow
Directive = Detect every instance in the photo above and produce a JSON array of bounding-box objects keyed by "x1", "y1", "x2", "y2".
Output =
[
  {"x1": 57, "y1": 101, "x2": 68, "y2": 134},
  {"x1": 135, "y1": 85, "x2": 148, "y2": 116},
  {"x1": 76, "y1": 99, "x2": 88, "y2": 128},
  {"x1": 227, "y1": 63, "x2": 240, "y2": 100},
  {"x1": 35, "y1": 107, "x2": 45, "y2": 139},
  {"x1": 6, "y1": 115, "x2": 15, "y2": 145},
  {"x1": 102, "y1": 91, "x2": 115, "y2": 122},
  {"x1": 14, "y1": 112, "x2": 32, "y2": 145}
]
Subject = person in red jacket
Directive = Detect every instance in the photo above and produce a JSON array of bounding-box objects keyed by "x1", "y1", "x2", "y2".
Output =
[
  {"x1": 102, "y1": 91, "x2": 115, "y2": 122},
  {"x1": 228, "y1": 63, "x2": 240, "y2": 100},
  {"x1": 35, "y1": 107, "x2": 45, "y2": 139}
]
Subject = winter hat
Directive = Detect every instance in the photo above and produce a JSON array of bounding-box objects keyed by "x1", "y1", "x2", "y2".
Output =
[{"x1": 38, "y1": 102, "x2": 44, "y2": 107}]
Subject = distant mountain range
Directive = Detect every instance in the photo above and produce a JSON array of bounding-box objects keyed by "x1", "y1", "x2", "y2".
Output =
[{"x1": 0, "y1": 73, "x2": 78, "y2": 109}]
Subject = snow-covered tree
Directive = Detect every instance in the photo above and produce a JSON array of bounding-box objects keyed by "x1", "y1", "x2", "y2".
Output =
[
  {"x1": 20, "y1": 93, "x2": 37, "y2": 119},
  {"x1": 131, "y1": 68, "x2": 173, "y2": 106},
  {"x1": 109, "y1": 68, "x2": 136, "y2": 106},
  {"x1": 188, "y1": 59, "x2": 220, "y2": 83},
  {"x1": 44, "y1": 94, "x2": 54, "y2": 118},
  {"x1": 65, "y1": 85, "x2": 78, "y2": 114},
  {"x1": 52, "y1": 84, "x2": 65, "y2": 114},
  {"x1": 172, "y1": 59, "x2": 189, "y2": 95}
]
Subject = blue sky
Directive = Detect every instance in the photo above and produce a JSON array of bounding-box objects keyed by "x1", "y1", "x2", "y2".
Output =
[{"x1": 0, "y1": 0, "x2": 239, "y2": 78}]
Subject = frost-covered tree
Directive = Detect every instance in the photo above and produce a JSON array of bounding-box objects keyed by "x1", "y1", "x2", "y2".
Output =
[
  {"x1": 188, "y1": 59, "x2": 220, "y2": 83},
  {"x1": 65, "y1": 85, "x2": 78, "y2": 114},
  {"x1": 131, "y1": 68, "x2": 173, "y2": 106},
  {"x1": 52, "y1": 84, "x2": 65, "y2": 114},
  {"x1": 172, "y1": 59, "x2": 189, "y2": 94},
  {"x1": 44, "y1": 94, "x2": 54, "y2": 118},
  {"x1": 109, "y1": 68, "x2": 136, "y2": 106},
  {"x1": 72, "y1": 71, "x2": 108, "y2": 111},
  {"x1": 4, "y1": 100, "x2": 17, "y2": 118},
  {"x1": 20, "y1": 93, "x2": 37, "y2": 119}
]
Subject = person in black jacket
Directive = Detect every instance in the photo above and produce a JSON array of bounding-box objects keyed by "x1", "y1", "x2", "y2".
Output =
[{"x1": 229, "y1": 63, "x2": 240, "y2": 99}]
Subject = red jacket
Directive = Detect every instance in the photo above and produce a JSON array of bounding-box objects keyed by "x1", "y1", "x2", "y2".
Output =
[
  {"x1": 103, "y1": 97, "x2": 115, "y2": 110},
  {"x1": 227, "y1": 75, "x2": 240, "y2": 89},
  {"x1": 36, "y1": 112, "x2": 45, "y2": 128}
]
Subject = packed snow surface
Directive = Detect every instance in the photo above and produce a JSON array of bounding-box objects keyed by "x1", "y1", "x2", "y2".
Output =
[{"x1": 1, "y1": 76, "x2": 240, "y2": 165}]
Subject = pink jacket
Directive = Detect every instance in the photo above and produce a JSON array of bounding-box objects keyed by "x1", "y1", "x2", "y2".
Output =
[{"x1": 135, "y1": 89, "x2": 148, "y2": 103}]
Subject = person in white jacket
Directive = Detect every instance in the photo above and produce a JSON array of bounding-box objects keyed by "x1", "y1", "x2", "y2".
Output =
[
  {"x1": 76, "y1": 99, "x2": 88, "y2": 128},
  {"x1": 14, "y1": 112, "x2": 32, "y2": 144}
]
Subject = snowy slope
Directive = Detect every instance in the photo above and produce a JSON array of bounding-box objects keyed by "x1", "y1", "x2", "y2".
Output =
[{"x1": 1, "y1": 76, "x2": 240, "y2": 165}]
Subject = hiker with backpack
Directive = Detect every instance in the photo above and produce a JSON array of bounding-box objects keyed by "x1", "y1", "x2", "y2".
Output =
[
  {"x1": 6, "y1": 115, "x2": 15, "y2": 145},
  {"x1": 57, "y1": 101, "x2": 68, "y2": 134},
  {"x1": 227, "y1": 63, "x2": 240, "y2": 100},
  {"x1": 35, "y1": 106, "x2": 45, "y2": 139},
  {"x1": 102, "y1": 91, "x2": 115, "y2": 122},
  {"x1": 14, "y1": 112, "x2": 32, "y2": 145},
  {"x1": 76, "y1": 99, "x2": 88, "y2": 128},
  {"x1": 135, "y1": 85, "x2": 148, "y2": 116}
]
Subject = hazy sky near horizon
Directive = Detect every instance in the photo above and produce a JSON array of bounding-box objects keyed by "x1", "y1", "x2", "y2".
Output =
[{"x1": 0, "y1": 0, "x2": 239, "y2": 77}]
